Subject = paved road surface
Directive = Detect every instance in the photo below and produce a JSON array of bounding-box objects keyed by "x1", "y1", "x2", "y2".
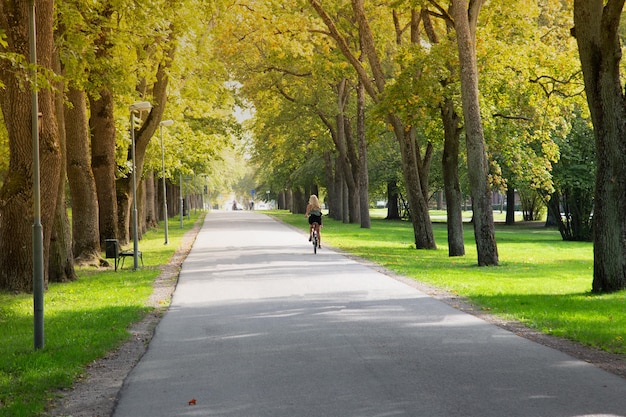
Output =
[{"x1": 113, "y1": 211, "x2": 626, "y2": 417}]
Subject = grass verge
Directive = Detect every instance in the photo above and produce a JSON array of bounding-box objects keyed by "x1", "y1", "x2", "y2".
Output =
[
  {"x1": 0, "y1": 212, "x2": 204, "y2": 417},
  {"x1": 270, "y1": 210, "x2": 626, "y2": 355}
]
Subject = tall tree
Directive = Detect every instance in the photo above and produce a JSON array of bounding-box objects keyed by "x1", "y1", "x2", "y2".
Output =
[
  {"x1": 90, "y1": 89, "x2": 119, "y2": 245},
  {"x1": 549, "y1": 109, "x2": 595, "y2": 242},
  {"x1": 441, "y1": 97, "x2": 464, "y2": 256},
  {"x1": 326, "y1": 78, "x2": 362, "y2": 224},
  {"x1": 56, "y1": 0, "x2": 108, "y2": 256},
  {"x1": 48, "y1": 43, "x2": 77, "y2": 282},
  {"x1": 116, "y1": 49, "x2": 172, "y2": 244},
  {"x1": 81, "y1": 2, "x2": 120, "y2": 246},
  {"x1": 573, "y1": 0, "x2": 626, "y2": 292},
  {"x1": 389, "y1": 6, "x2": 465, "y2": 256},
  {"x1": 108, "y1": 0, "x2": 178, "y2": 245},
  {"x1": 478, "y1": 0, "x2": 574, "y2": 232},
  {"x1": 0, "y1": 0, "x2": 63, "y2": 291},
  {"x1": 449, "y1": 0, "x2": 498, "y2": 265},
  {"x1": 310, "y1": 0, "x2": 437, "y2": 249},
  {"x1": 66, "y1": 87, "x2": 101, "y2": 264},
  {"x1": 425, "y1": 9, "x2": 466, "y2": 257},
  {"x1": 356, "y1": 78, "x2": 371, "y2": 228}
]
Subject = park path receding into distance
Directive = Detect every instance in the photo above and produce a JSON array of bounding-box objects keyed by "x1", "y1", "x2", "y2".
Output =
[{"x1": 113, "y1": 210, "x2": 626, "y2": 417}]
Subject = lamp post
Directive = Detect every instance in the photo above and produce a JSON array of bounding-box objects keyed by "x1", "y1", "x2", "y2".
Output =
[
  {"x1": 129, "y1": 101, "x2": 152, "y2": 270},
  {"x1": 159, "y1": 120, "x2": 173, "y2": 244},
  {"x1": 29, "y1": 0, "x2": 44, "y2": 351}
]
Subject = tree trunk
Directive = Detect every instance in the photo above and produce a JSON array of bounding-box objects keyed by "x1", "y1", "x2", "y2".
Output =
[
  {"x1": 356, "y1": 79, "x2": 371, "y2": 229},
  {"x1": 343, "y1": 115, "x2": 361, "y2": 224},
  {"x1": 117, "y1": 177, "x2": 132, "y2": 246},
  {"x1": 573, "y1": 0, "x2": 626, "y2": 292},
  {"x1": 317, "y1": 120, "x2": 341, "y2": 221},
  {"x1": 505, "y1": 186, "x2": 516, "y2": 225},
  {"x1": 145, "y1": 172, "x2": 157, "y2": 228},
  {"x1": 323, "y1": 151, "x2": 339, "y2": 219},
  {"x1": 441, "y1": 98, "x2": 465, "y2": 257},
  {"x1": 90, "y1": 89, "x2": 119, "y2": 245},
  {"x1": 292, "y1": 187, "x2": 305, "y2": 214},
  {"x1": 333, "y1": 80, "x2": 359, "y2": 224},
  {"x1": 157, "y1": 177, "x2": 165, "y2": 220},
  {"x1": 547, "y1": 192, "x2": 568, "y2": 238},
  {"x1": 66, "y1": 87, "x2": 101, "y2": 264},
  {"x1": 342, "y1": 179, "x2": 350, "y2": 223},
  {"x1": 139, "y1": 178, "x2": 147, "y2": 236},
  {"x1": 354, "y1": 0, "x2": 434, "y2": 247},
  {"x1": 0, "y1": 0, "x2": 62, "y2": 291},
  {"x1": 451, "y1": 0, "x2": 498, "y2": 266},
  {"x1": 544, "y1": 193, "x2": 560, "y2": 228},
  {"x1": 566, "y1": 188, "x2": 593, "y2": 241},
  {"x1": 277, "y1": 190, "x2": 285, "y2": 210},
  {"x1": 49, "y1": 50, "x2": 78, "y2": 281},
  {"x1": 49, "y1": 195, "x2": 78, "y2": 281},
  {"x1": 390, "y1": 118, "x2": 436, "y2": 249},
  {"x1": 386, "y1": 181, "x2": 401, "y2": 220},
  {"x1": 334, "y1": 156, "x2": 345, "y2": 221},
  {"x1": 285, "y1": 189, "x2": 293, "y2": 212}
]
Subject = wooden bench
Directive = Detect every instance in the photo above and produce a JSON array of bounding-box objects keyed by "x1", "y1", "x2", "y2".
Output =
[{"x1": 105, "y1": 239, "x2": 143, "y2": 271}]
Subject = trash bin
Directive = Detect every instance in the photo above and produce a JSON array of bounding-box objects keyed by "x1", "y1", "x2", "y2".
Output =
[{"x1": 105, "y1": 239, "x2": 119, "y2": 259}]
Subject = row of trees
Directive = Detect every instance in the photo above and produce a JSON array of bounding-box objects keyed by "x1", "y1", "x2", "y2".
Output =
[
  {"x1": 0, "y1": 0, "x2": 242, "y2": 292},
  {"x1": 214, "y1": 2, "x2": 575, "y2": 259},
  {"x1": 215, "y1": 0, "x2": 626, "y2": 292},
  {"x1": 1, "y1": 0, "x2": 626, "y2": 293}
]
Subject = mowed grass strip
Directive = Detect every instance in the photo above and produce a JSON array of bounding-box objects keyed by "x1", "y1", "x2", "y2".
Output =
[
  {"x1": 271, "y1": 210, "x2": 626, "y2": 355},
  {"x1": 0, "y1": 212, "x2": 204, "y2": 417}
]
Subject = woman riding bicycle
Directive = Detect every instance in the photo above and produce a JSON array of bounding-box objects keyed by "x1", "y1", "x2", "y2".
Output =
[{"x1": 305, "y1": 194, "x2": 322, "y2": 248}]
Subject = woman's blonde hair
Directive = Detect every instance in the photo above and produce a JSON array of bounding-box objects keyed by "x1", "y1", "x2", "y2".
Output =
[{"x1": 308, "y1": 194, "x2": 321, "y2": 210}]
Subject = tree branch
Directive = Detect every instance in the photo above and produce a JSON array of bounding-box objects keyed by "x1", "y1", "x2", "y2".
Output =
[
  {"x1": 468, "y1": 0, "x2": 486, "y2": 34},
  {"x1": 529, "y1": 71, "x2": 585, "y2": 98},
  {"x1": 421, "y1": 8, "x2": 439, "y2": 43},
  {"x1": 308, "y1": 0, "x2": 379, "y2": 100},
  {"x1": 264, "y1": 66, "x2": 312, "y2": 77},
  {"x1": 351, "y1": 0, "x2": 386, "y2": 93},
  {"x1": 273, "y1": 83, "x2": 296, "y2": 102},
  {"x1": 318, "y1": 112, "x2": 339, "y2": 151},
  {"x1": 492, "y1": 113, "x2": 532, "y2": 121},
  {"x1": 604, "y1": 0, "x2": 626, "y2": 36},
  {"x1": 427, "y1": 0, "x2": 454, "y2": 26}
]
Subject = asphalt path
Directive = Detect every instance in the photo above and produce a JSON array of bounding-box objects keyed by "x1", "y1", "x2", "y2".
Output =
[{"x1": 113, "y1": 210, "x2": 626, "y2": 417}]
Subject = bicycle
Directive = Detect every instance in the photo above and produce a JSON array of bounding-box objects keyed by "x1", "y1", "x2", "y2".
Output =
[{"x1": 311, "y1": 222, "x2": 320, "y2": 254}]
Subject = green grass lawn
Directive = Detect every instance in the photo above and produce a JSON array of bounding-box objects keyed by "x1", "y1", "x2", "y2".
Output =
[
  {"x1": 0, "y1": 212, "x2": 204, "y2": 417},
  {"x1": 272, "y1": 210, "x2": 626, "y2": 355}
]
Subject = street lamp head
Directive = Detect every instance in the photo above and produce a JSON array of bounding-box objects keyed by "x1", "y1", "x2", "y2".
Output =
[
  {"x1": 160, "y1": 120, "x2": 174, "y2": 127},
  {"x1": 130, "y1": 101, "x2": 152, "y2": 112}
]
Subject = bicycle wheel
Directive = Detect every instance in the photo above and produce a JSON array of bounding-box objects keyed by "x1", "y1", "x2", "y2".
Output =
[{"x1": 312, "y1": 231, "x2": 318, "y2": 254}]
